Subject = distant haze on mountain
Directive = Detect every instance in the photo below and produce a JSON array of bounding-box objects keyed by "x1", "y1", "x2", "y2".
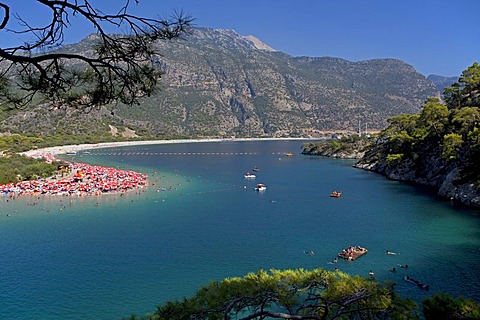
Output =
[{"x1": 427, "y1": 74, "x2": 459, "y2": 93}]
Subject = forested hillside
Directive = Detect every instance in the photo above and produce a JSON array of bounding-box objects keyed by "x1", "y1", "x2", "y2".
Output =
[{"x1": 356, "y1": 62, "x2": 480, "y2": 208}]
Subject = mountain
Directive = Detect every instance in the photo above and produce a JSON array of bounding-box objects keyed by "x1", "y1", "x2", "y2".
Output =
[
  {"x1": 0, "y1": 27, "x2": 440, "y2": 139},
  {"x1": 427, "y1": 74, "x2": 459, "y2": 92}
]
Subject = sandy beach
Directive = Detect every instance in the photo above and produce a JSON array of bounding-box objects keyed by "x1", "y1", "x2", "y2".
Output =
[
  {"x1": 5, "y1": 138, "x2": 312, "y2": 197},
  {"x1": 22, "y1": 137, "x2": 313, "y2": 157},
  {"x1": 3, "y1": 137, "x2": 316, "y2": 197}
]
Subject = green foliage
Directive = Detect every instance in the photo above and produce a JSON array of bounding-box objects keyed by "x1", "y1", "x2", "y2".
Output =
[
  {"x1": 386, "y1": 153, "x2": 404, "y2": 164},
  {"x1": 0, "y1": 135, "x2": 44, "y2": 153},
  {"x1": 0, "y1": 154, "x2": 63, "y2": 184},
  {"x1": 0, "y1": 132, "x2": 151, "y2": 153},
  {"x1": 416, "y1": 97, "x2": 450, "y2": 139},
  {"x1": 388, "y1": 131, "x2": 414, "y2": 154},
  {"x1": 329, "y1": 140, "x2": 342, "y2": 150},
  {"x1": 442, "y1": 133, "x2": 463, "y2": 160},
  {"x1": 444, "y1": 62, "x2": 480, "y2": 109},
  {"x1": 0, "y1": 2, "x2": 192, "y2": 108},
  {"x1": 127, "y1": 267, "x2": 480, "y2": 320},
  {"x1": 452, "y1": 107, "x2": 480, "y2": 138},
  {"x1": 362, "y1": 62, "x2": 480, "y2": 191},
  {"x1": 423, "y1": 293, "x2": 480, "y2": 320},
  {"x1": 302, "y1": 134, "x2": 370, "y2": 157},
  {"x1": 152, "y1": 268, "x2": 418, "y2": 320},
  {"x1": 383, "y1": 114, "x2": 420, "y2": 138}
]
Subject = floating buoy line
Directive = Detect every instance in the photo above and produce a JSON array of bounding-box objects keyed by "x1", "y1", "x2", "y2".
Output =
[{"x1": 71, "y1": 150, "x2": 293, "y2": 157}]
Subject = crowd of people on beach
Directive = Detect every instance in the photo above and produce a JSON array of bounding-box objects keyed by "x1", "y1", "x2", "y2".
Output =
[{"x1": 0, "y1": 153, "x2": 148, "y2": 197}]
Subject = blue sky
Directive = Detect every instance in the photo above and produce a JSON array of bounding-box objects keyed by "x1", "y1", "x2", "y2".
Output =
[{"x1": 2, "y1": 0, "x2": 479, "y2": 77}]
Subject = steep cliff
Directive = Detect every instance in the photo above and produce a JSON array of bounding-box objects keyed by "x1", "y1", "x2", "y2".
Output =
[{"x1": 355, "y1": 140, "x2": 480, "y2": 208}]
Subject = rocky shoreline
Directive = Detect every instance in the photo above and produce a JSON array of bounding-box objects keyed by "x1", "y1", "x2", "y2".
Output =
[
  {"x1": 302, "y1": 148, "x2": 365, "y2": 159},
  {"x1": 300, "y1": 138, "x2": 367, "y2": 159},
  {"x1": 303, "y1": 141, "x2": 480, "y2": 209},
  {"x1": 354, "y1": 159, "x2": 480, "y2": 209}
]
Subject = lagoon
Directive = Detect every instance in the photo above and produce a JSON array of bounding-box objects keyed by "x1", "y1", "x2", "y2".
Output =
[{"x1": 0, "y1": 140, "x2": 479, "y2": 319}]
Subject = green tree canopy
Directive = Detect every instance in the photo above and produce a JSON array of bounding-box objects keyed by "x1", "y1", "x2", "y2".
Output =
[
  {"x1": 360, "y1": 62, "x2": 480, "y2": 193},
  {"x1": 0, "y1": 153, "x2": 64, "y2": 184},
  {"x1": 444, "y1": 62, "x2": 480, "y2": 109},
  {"x1": 151, "y1": 268, "x2": 419, "y2": 320},
  {"x1": 442, "y1": 133, "x2": 463, "y2": 160},
  {"x1": 452, "y1": 107, "x2": 480, "y2": 139},
  {"x1": 423, "y1": 294, "x2": 480, "y2": 320},
  {"x1": 416, "y1": 97, "x2": 450, "y2": 139},
  {"x1": 0, "y1": 1, "x2": 193, "y2": 108}
]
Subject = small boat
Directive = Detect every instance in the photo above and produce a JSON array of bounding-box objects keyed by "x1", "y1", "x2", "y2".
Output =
[
  {"x1": 252, "y1": 166, "x2": 260, "y2": 172},
  {"x1": 330, "y1": 191, "x2": 342, "y2": 197},
  {"x1": 244, "y1": 172, "x2": 256, "y2": 179},
  {"x1": 255, "y1": 183, "x2": 267, "y2": 191},
  {"x1": 404, "y1": 276, "x2": 429, "y2": 291},
  {"x1": 338, "y1": 246, "x2": 367, "y2": 261},
  {"x1": 66, "y1": 150, "x2": 77, "y2": 155},
  {"x1": 285, "y1": 153, "x2": 293, "y2": 156}
]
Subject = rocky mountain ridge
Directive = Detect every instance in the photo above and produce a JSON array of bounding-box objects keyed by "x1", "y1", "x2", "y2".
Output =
[{"x1": 0, "y1": 27, "x2": 440, "y2": 139}]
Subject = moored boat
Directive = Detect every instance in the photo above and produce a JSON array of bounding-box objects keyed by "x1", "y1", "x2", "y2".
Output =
[
  {"x1": 244, "y1": 171, "x2": 256, "y2": 179},
  {"x1": 330, "y1": 191, "x2": 342, "y2": 197},
  {"x1": 255, "y1": 183, "x2": 267, "y2": 191}
]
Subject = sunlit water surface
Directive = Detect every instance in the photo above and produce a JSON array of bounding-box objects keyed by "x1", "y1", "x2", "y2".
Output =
[{"x1": 0, "y1": 140, "x2": 479, "y2": 319}]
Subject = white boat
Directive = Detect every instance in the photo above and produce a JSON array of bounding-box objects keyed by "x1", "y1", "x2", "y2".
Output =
[
  {"x1": 255, "y1": 183, "x2": 266, "y2": 191},
  {"x1": 244, "y1": 171, "x2": 256, "y2": 179}
]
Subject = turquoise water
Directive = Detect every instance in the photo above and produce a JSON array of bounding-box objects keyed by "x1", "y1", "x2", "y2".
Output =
[{"x1": 0, "y1": 140, "x2": 479, "y2": 319}]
